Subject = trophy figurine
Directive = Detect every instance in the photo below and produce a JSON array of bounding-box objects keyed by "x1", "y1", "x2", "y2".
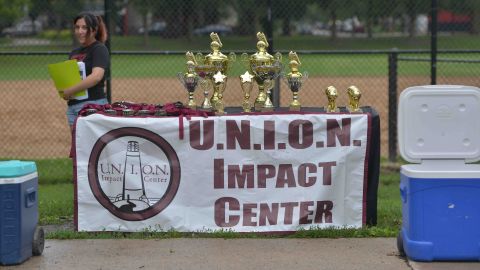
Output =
[
  {"x1": 242, "y1": 32, "x2": 282, "y2": 111},
  {"x1": 195, "y1": 32, "x2": 235, "y2": 114},
  {"x1": 325, "y1": 86, "x2": 339, "y2": 113},
  {"x1": 177, "y1": 51, "x2": 199, "y2": 109},
  {"x1": 240, "y1": 71, "x2": 254, "y2": 112},
  {"x1": 347, "y1": 85, "x2": 362, "y2": 113},
  {"x1": 283, "y1": 51, "x2": 308, "y2": 111},
  {"x1": 199, "y1": 79, "x2": 212, "y2": 111}
]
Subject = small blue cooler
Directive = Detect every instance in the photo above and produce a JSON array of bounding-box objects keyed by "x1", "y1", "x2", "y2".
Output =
[
  {"x1": 397, "y1": 85, "x2": 480, "y2": 261},
  {"x1": 0, "y1": 160, "x2": 44, "y2": 265}
]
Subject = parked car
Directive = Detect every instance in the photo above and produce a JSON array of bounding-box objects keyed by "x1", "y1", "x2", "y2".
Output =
[
  {"x1": 138, "y1": 21, "x2": 167, "y2": 35},
  {"x1": 1, "y1": 20, "x2": 43, "y2": 37},
  {"x1": 193, "y1": 24, "x2": 233, "y2": 36}
]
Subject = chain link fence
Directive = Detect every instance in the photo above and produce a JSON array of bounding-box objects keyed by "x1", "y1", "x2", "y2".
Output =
[{"x1": 1, "y1": 0, "x2": 479, "y2": 161}]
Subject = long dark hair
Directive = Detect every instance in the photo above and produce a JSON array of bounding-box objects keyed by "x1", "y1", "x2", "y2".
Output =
[{"x1": 73, "y1": 12, "x2": 108, "y2": 43}]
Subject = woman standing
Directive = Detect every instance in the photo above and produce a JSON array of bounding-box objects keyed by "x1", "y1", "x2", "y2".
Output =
[{"x1": 63, "y1": 12, "x2": 109, "y2": 129}]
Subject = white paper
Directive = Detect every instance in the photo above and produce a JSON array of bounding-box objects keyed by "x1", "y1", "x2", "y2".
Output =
[{"x1": 74, "y1": 61, "x2": 89, "y2": 100}]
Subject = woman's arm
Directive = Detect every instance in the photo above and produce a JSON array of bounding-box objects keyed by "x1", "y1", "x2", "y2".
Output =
[{"x1": 63, "y1": 67, "x2": 105, "y2": 100}]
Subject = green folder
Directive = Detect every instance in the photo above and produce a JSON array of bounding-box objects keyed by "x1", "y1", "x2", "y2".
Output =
[{"x1": 47, "y1": 60, "x2": 88, "y2": 100}]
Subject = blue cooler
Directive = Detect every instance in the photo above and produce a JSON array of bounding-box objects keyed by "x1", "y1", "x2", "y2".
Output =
[
  {"x1": 0, "y1": 160, "x2": 44, "y2": 265},
  {"x1": 397, "y1": 85, "x2": 480, "y2": 261}
]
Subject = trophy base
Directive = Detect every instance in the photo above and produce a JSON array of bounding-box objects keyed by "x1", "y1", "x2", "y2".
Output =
[
  {"x1": 242, "y1": 106, "x2": 252, "y2": 113},
  {"x1": 199, "y1": 107, "x2": 213, "y2": 113},
  {"x1": 289, "y1": 105, "x2": 301, "y2": 111},
  {"x1": 326, "y1": 108, "x2": 340, "y2": 113},
  {"x1": 254, "y1": 102, "x2": 265, "y2": 112},
  {"x1": 347, "y1": 107, "x2": 363, "y2": 113},
  {"x1": 261, "y1": 106, "x2": 274, "y2": 112}
]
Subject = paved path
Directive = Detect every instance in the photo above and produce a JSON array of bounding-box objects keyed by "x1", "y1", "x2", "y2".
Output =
[{"x1": 3, "y1": 238, "x2": 479, "y2": 270}]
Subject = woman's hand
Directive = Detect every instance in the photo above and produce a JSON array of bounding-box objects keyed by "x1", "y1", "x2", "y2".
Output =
[{"x1": 62, "y1": 88, "x2": 74, "y2": 100}]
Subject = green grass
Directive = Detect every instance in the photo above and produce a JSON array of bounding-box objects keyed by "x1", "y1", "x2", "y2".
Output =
[
  {"x1": 36, "y1": 158, "x2": 73, "y2": 185},
  {"x1": 1, "y1": 52, "x2": 478, "y2": 81},
  {"x1": 36, "y1": 157, "x2": 402, "y2": 239},
  {"x1": 39, "y1": 183, "x2": 73, "y2": 225}
]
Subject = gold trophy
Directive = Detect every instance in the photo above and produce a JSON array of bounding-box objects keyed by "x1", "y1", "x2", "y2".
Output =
[
  {"x1": 195, "y1": 32, "x2": 235, "y2": 114},
  {"x1": 347, "y1": 85, "x2": 362, "y2": 113},
  {"x1": 199, "y1": 79, "x2": 212, "y2": 111},
  {"x1": 242, "y1": 32, "x2": 282, "y2": 111},
  {"x1": 283, "y1": 51, "x2": 308, "y2": 111},
  {"x1": 325, "y1": 86, "x2": 339, "y2": 113},
  {"x1": 177, "y1": 51, "x2": 199, "y2": 109},
  {"x1": 240, "y1": 71, "x2": 254, "y2": 112}
]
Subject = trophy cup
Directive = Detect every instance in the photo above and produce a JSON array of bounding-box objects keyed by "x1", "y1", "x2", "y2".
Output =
[
  {"x1": 242, "y1": 32, "x2": 282, "y2": 112},
  {"x1": 325, "y1": 86, "x2": 339, "y2": 113},
  {"x1": 240, "y1": 71, "x2": 254, "y2": 112},
  {"x1": 177, "y1": 51, "x2": 199, "y2": 109},
  {"x1": 347, "y1": 85, "x2": 362, "y2": 113},
  {"x1": 283, "y1": 51, "x2": 308, "y2": 111},
  {"x1": 195, "y1": 32, "x2": 235, "y2": 114}
]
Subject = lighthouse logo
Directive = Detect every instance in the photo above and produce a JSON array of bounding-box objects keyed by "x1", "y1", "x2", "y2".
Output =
[{"x1": 88, "y1": 127, "x2": 181, "y2": 221}]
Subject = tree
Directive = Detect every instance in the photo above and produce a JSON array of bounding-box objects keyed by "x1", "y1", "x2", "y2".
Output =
[
  {"x1": 397, "y1": 0, "x2": 429, "y2": 38},
  {"x1": 317, "y1": 0, "x2": 352, "y2": 40},
  {"x1": 130, "y1": 0, "x2": 157, "y2": 46},
  {"x1": 0, "y1": 0, "x2": 28, "y2": 29},
  {"x1": 233, "y1": 0, "x2": 264, "y2": 35},
  {"x1": 365, "y1": 0, "x2": 393, "y2": 38},
  {"x1": 273, "y1": 0, "x2": 309, "y2": 36},
  {"x1": 27, "y1": 0, "x2": 50, "y2": 35}
]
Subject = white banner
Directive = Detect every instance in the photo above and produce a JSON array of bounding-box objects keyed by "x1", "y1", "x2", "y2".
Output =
[{"x1": 75, "y1": 113, "x2": 371, "y2": 232}]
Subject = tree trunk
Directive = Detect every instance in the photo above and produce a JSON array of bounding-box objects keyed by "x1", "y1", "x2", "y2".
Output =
[
  {"x1": 330, "y1": 11, "x2": 337, "y2": 41},
  {"x1": 282, "y1": 17, "x2": 291, "y2": 36},
  {"x1": 142, "y1": 14, "x2": 149, "y2": 47}
]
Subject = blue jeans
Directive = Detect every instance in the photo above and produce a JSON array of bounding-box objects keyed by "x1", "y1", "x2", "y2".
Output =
[{"x1": 67, "y1": 98, "x2": 108, "y2": 126}]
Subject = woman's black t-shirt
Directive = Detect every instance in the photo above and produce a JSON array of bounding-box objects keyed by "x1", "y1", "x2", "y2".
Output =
[{"x1": 68, "y1": 41, "x2": 109, "y2": 106}]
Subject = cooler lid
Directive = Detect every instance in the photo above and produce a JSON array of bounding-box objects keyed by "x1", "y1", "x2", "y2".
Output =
[
  {"x1": 398, "y1": 85, "x2": 480, "y2": 163},
  {"x1": 0, "y1": 160, "x2": 37, "y2": 178}
]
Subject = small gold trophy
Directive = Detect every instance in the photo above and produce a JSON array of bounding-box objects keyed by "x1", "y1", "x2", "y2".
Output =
[
  {"x1": 240, "y1": 71, "x2": 254, "y2": 112},
  {"x1": 177, "y1": 51, "x2": 199, "y2": 109},
  {"x1": 325, "y1": 86, "x2": 339, "y2": 113},
  {"x1": 242, "y1": 32, "x2": 282, "y2": 111},
  {"x1": 195, "y1": 32, "x2": 235, "y2": 114},
  {"x1": 199, "y1": 79, "x2": 212, "y2": 111},
  {"x1": 347, "y1": 85, "x2": 362, "y2": 113},
  {"x1": 283, "y1": 51, "x2": 308, "y2": 111}
]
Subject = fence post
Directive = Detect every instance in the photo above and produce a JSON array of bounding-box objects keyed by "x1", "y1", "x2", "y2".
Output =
[
  {"x1": 266, "y1": 0, "x2": 280, "y2": 108},
  {"x1": 104, "y1": 0, "x2": 112, "y2": 103},
  {"x1": 431, "y1": 0, "x2": 438, "y2": 85},
  {"x1": 388, "y1": 51, "x2": 398, "y2": 162}
]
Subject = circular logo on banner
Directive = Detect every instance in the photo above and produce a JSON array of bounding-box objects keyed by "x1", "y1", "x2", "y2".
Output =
[{"x1": 88, "y1": 127, "x2": 181, "y2": 221}]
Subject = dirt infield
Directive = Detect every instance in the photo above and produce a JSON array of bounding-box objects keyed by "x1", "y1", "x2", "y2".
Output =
[{"x1": 1, "y1": 76, "x2": 471, "y2": 158}]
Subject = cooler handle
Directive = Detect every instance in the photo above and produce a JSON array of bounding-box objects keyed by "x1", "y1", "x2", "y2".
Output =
[
  {"x1": 399, "y1": 184, "x2": 407, "y2": 204},
  {"x1": 25, "y1": 187, "x2": 36, "y2": 208}
]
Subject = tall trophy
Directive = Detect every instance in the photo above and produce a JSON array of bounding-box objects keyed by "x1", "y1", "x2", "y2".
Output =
[
  {"x1": 347, "y1": 85, "x2": 362, "y2": 113},
  {"x1": 325, "y1": 86, "x2": 339, "y2": 113},
  {"x1": 283, "y1": 51, "x2": 308, "y2": 111},
  {"x1": 177, "y1": 51, "x2": 199, "y2": 109},
  {"x1": 242, "y1": 32, "x2": 282, "y2": 111},
  {"x1": 195, "y1": 32, "x2": 235, "y2": 114}
]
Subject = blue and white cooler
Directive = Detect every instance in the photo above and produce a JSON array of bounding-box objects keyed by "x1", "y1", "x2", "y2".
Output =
[
  {"x1": 0, "y1": 160, "x2": 44, "y2": 265},
  {"x1": 397, "y1": 85, "x2": 480, "y2": 261}
]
